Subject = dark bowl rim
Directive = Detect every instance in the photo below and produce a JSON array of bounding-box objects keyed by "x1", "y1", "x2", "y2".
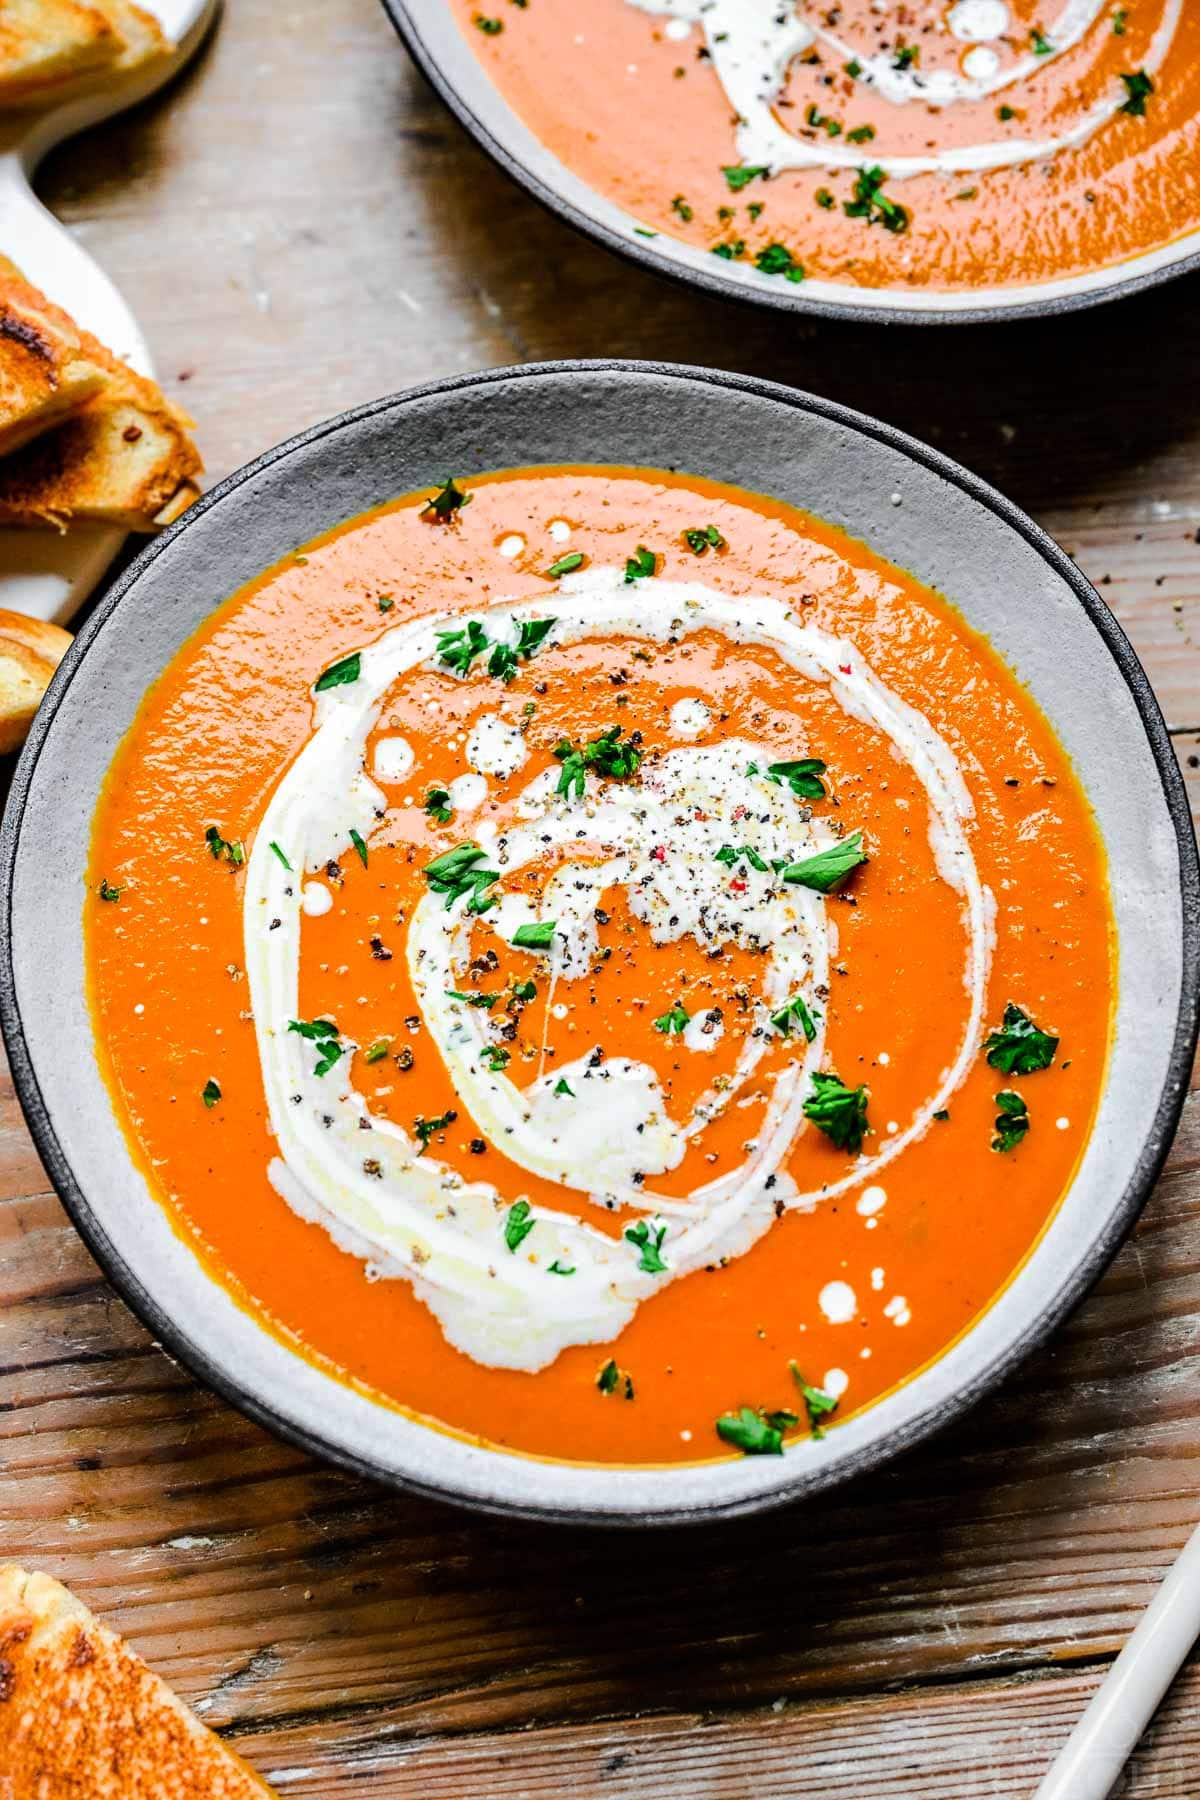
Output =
[
  {"x1": 2, "y1": 358, "x2": 1197, "y2": 1525},
  {"x1": 377, "y1": 0, "x2": 1200, "y2": 329}
]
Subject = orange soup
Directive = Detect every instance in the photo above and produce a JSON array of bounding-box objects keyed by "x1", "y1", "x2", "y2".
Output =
[
  {"x1": 87, "y1": 468, "x2": 1114, "y2": 1465},
  {"x1": 453, "y1": 0, "x2": 1200, "y2": 297}
]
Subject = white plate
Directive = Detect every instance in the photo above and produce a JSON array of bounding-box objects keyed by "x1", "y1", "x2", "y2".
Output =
[{"x1": 0, "y1": 0, "x2": 218, "y2": 625}]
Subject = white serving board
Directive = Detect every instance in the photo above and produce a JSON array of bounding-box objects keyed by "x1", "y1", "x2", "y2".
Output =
[{"x1": 0, "y1": 0, "x2": 218, "y2": 625}]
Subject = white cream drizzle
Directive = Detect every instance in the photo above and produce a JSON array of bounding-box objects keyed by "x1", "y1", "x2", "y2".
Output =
[
  {"x1": 243, "y1": 568, "x2": 993, "y2": 1372},
  {"x1": 625, "y1": 0, "x2": 1180, "y2": 181}
]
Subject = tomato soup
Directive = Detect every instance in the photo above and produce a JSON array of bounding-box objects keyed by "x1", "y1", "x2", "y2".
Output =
[
  {"x1": 86, "y1": 468, "x2": 1114, "y2": 1465},
  {"x1": 453, "y1": 0, "x2": 1200, "y2": 297}
]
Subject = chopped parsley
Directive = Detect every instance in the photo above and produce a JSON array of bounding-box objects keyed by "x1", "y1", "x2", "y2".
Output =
[
  {"x1": 435, "y1": 618, "x2": 490, "y2": 676},
  {"x1": 671, "y1": 194, "x2": 694, "y2": 222},
  {"x1": 415, "y1": 1108, "x2": 457, "y2": 1152},
  {"x1": 364, "y1": 1038, "x2": 391, "y2": 1062},
  {"x1": 804, "y1": 1070, "x2": 869, "y2": 1154},
  {"x1": 716, "y1": 1405, "x2": 794, "y2": 1456},
  {"x1": 722, "y1": 163, "x2": 769, "y2": 191},
  {"x1": 754, "y1": 241, "x2": 805, "y2": 282},
  {"x1": 487, "y1": 617, "x2": 555, "y2": 683},
  {"x1": 845, "y1": 123, "x2": 876, "y2": 144},
  {"x1": 349, "y1": 829, "x2": 368, "y2": 868},
  {"x1": 893, "y1": 43, "x2": 918, "y2": 68},
  {"x1": 1030, "y1": 25, "x2": 1053, "y2": 54},
  {"x1": 815, "y1": 187, "x2": 835, "y2": 209},
  {"x1": 201, "y1": 1078, "x2": 221, "y2": 1108},
  {"x1": 998, "y1": 103, "x2": 1017, "y2": 120},
  {"x1": 424, "y1": 786, "x2": 454, "y2": 825},
  {"x1": 377, "y1": 594, "x2": 395, "y2": 613},
  {"x1": 1112, "y1": 7, "x2": 1128, "y2": 33},
  {"x1": 654, "y1": 1003, "x2": 690, "y2": 1035},
  {"x1": 511, "y1": 978, "x2": 537, "y2": 1002},
  {"x1": 554, "y1": 725, "x2": 643, "y2": 800},
  {"x1": 790, "y1": 1362, "x2": 839, "y2": 1438},
  {"x1": 624, "y1": 545, "x2": 657, "y2": 584},
  {"x1": 423, "y1": 476, "x2": 472, "y2": 519},
  {"x1": 781, "y1": 830, "x2": 867, "y2": 893},
  {"x1": 513, "y1": 920, "x2": 557, "y2": 951},
  {"x1": 268, "y1": 840, "x2": 293, "y2": 871},
  {"x1": 288, "y1": 1016, "x2": 343, "y2": 1078},
  {"x1": 766, "y1": 757, "x2": 826, "y2": 800},
  {"x1": 480, "y1": 1044, "x2": 511, "y2": 1072},
  {"x1": 554, "y1": 1078, "x2": 575, "y2": 1097},
  {"x1": 844, "y1": 58, "x2": 862, "y2": 78},
  {"x1": 983, "y1": 1002, "x2": 1059, "y2": 1075},
  {"x1": 715, "y1": 843, "x2": 768, "y2": 872},
  {"x1": 844, "y1": 164, "x2": 909, "y2": 233},
  {"x1": 474, "y1": 14, "x2": 502, "y2": 33},
  {"x1": 97, "y1": 878, "x2": 122, "y2": 903},
  {"x1": 423, "y1": 842, "x2": 499, "y2": 913},
  {"x1": 205, "y1": 825, "x2": 245, "y2": 867},
  {"x1": 993, "y1": 1089, "x2": 1030, "y2": 1153},
  {"x1": 548, "y1": 1260, "x2": 575, "y2": 1276},
  {"x1": 1119, "y1": 69, "x2": 1153, "y2": 115},
  {"x1": 771, "y1": 994, "x2": 818, "y2": 1042},
  {"x1": 597, "y1": 1358, "x2": 634, "y2": 1399},
  {"x1": 625, "y1": 1217, "x2": 668, "y2": 1273},
  {"x1": 447, "y1": 989, "x2": 498, "y2": 1009},
  {"x1": 546, "y1": 551, "x2": 584, "y2": 578},
  {"x1": 314, "y1": 650, "x2": 361, "y2": 692},
  {"x1": 504, "y1": 1198, "x2": 535, "y2": 1251},
  {"x1": 684, "y1": 524, "x2": 725, "y2": 554}
]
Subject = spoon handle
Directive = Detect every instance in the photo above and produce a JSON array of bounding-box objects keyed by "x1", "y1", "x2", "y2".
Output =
[{"x1": 1033, "y1": 1519, "x2": 1200, "y2": 1799}]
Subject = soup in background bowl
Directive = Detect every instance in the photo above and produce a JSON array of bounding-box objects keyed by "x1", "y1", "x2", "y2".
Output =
[{"x1": 3, "y1": 363, "x2": 1193, "y2": 1520}]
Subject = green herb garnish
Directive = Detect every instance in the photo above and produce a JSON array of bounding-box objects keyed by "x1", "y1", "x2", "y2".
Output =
[
  {"x1": 268, "y1": 840, "x2": 293, "y2": 871},
  {"x1": 364, "y1": 1038, "x2": 391, "y2": 1062},
  {"x1": 505, "y1": 1198, "x2": 535, "y2": 1251},
  {"x1": 754, "y1": 242, "x2": 805, "y2": 282},
  {"x1": 474, "y1": 14, "x2": 502, "y2": 33},
  {"x1": 435, "y1": 619, "x2": 490, "y2": 677},
  {"x1": 684, "y1": 524, "x2": 724, "y2": 554},
  {"x1": 623, "y1": 546, "x2": 657, "y2": 584},
  {"x1": 487, "y1": 617, "x2": 555, "y2": 683},
  {"x1": 424, "y1": 786, "x2": 454, "y2": 825},
  {"x1": 201, "y1": 1078, "x2": 221, "y2": 1108},
  {"x1": 288, "y1": 1016, "x2": 343, "y2": 1078},
  {"x1": 893, "y1": 43, "x2": 918, "y2": 68},
  {"x1": 1119, "y1": 68, "x2": 1153, "y2": 114},
  {"x1": 790, "y1": 1362, "x2": 838, "y2": 1438},
  {"x1": 513, "y1": 921, "x2": 556, "y2": 951},
  {"x1": 625, "y1": 1217, "x2": 668, "y2": 1273},
  {"x1": 349, "y1": 829, "x2": 368, "y2": 869},
  {"x1": 205, "y1": 825, "x2": 245, "y2": 867},
  {"x1": 781, "y1": 830, "x2": 867, "y2": 893},
  {"x1": 983, "y1": 1002, "x2": 1059, "y2": 1075},
  {"x1": 377, "y1": 594, "x2": 395, "y2": 613},
  {"x1": 654, "y1": 1003, "x2": 690, "y2": 1035},
  {"x1": 315, "y1": 650, "x2": 361, "y2": 692},
  {"x1": 716, "y1": 1405, "x2": 793, "y2": 1456},
  {"x1": 554, "y1": 1077, "x2": 575, "y2": 1097},
  {"x1": 771, "y1": 994, "x2": 818, "y2": 1042},
  {"x1": 480, "y1": 1044, "x2": 510, "y2": 1072},
  {"x1": 414, "y1": 1108, "x2": 457, "y2": 1152},
  {"x1": 447, "y1": 989, "x2": 498, "y2": 1008},
  {"x1": 546, "y1": 552, "x2": 584, "y2": 578},
  {"x1": 722, "y1": 164, "x2": 769, "y2": 191},
  {"x1": 844, "y1": 164, "x2": 909, "y2": 233},
  {"x1": 804, "y1": 1070, "x2": 869, "y2": 1154},
  {"x1": 715, "y1": 844, "x2": 768, "y2": 872},
  {"x1": 766, "y1": 757, "x2": 827, "y2": 800},
  {"x1": 424, "y1": 476, "x2": 473, "y2": 519},
  {"x1": 1031, "y1": 25, "x2": 1053, "y2": 53},
  {"x1": 993, "y1": 1089, "x2": 1030, "y2": 1153},
  {"x1": 845, "y1": 123, "x2": 875, "y2": 144},
  {"x1": 548, "y1": 1260, "x2": 575, "y2": 1276},
  {"x1": 597, "y1": 1358, "x2": 634, "y2": 1399},
  {"x1": 554, "y1": 725, "x2": 643, "y2": 800},
  {"x1": 97, "y1": 878, "x2": 122, "y2": 903},
  {"x1": 422, "y1": 842, "x2": 499, "y2": 914}
]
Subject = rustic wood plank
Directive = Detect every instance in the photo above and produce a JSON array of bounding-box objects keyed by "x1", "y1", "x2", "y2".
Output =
[{"x1": 0, "y1": 0, "x2": 1196, "y2": 1793}]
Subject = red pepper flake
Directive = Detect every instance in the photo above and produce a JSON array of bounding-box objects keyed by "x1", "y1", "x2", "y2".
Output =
[
  {"x1": 732, "y1": 805, "x2": 746, "y2": 822},
  {"x1": 838, "y1": 663, "x2": 852, "y2": 674},
  {"x1": 650, "y1": 845, "x2": 666, "y2": 862},
  {"x1": 730, "y1": 878, "x2": 748, "y2": 894}
]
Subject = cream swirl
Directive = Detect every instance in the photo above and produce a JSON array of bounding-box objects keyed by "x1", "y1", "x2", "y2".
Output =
[{"x1": 243, "y1": 570, "x2": 993, "y2": 1371}]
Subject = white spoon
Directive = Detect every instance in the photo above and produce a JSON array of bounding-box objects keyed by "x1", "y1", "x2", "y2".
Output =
[
  {"x1": 1033, "y1": 1518, "x2": 1200, "y2": 1797},
  {"x1": 0, "y1": 0, "x2": 218, "y2": 625}
]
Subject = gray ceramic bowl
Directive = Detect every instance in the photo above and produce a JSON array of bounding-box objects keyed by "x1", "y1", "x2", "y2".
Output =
[
  {"x1": 380, "y1": 0, "x2": 1200, "y2": 326},
  {"x1": 2, "y1": 361, "x2": 1197, "y2": 1524}
]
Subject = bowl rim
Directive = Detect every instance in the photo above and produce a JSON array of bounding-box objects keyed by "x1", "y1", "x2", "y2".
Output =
[
  {"x1": 2, "y1": 358, "x2": 1197, "y2": 1525},
  {"x1": 378, "y1": 0, "x2": 1200, "y2": 328}
]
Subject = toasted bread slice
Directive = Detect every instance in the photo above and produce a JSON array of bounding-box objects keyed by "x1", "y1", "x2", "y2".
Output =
[
  {"x1": 0, "y1": 609, "x2": 71, "y2": 753},
  {"x1": 0, "y1": 1565, "x2": 279, "y2": 1797},
  {"x1": 0, "y1": 332, "x2": 203, "y2": 532},
  {"x1": 93, "y1": 0, "x2": 170, "y2": 76},
  {"x1": 0, "y1": 0, "x2": 123, "y2": 104},
  {"x1": 0, "y1": 263, "x2": 109, "y2": 457}
]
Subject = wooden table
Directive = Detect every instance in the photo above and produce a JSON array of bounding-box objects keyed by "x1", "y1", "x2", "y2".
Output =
[{"x1": 4, "y1": 1, "x2": 1200, "y2": 1792}]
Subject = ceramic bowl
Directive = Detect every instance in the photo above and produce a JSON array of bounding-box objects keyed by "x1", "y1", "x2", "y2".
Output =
[
  {"x1": 379, "y1": 0, "x2": 1200, "y2": 326},
  {"x1": 3, "y1": 361, "x2": 1196, "y2": 1523}
]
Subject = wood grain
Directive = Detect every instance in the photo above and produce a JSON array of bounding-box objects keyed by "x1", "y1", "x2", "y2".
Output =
[{"x1": 1, "y1": 0, "x2": 1198, "y2": 1793}]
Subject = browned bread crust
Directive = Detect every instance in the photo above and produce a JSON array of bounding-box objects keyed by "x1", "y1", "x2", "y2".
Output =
[
  {"x1": 0, "y1": 1565, "x2": 279, "y2": 1797},
  {"x1": 0, "y1": 328, "x2": 203, "y2": 531},
  {"x1": 0, "y1": 609, "x2": 71, "y2": 754},
  {"x1": 0, "y1": 264, "x2": 108, "y2": 457},
  {"x1": 0, "y1": 0, "x2": 168, "y2": 105}
]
